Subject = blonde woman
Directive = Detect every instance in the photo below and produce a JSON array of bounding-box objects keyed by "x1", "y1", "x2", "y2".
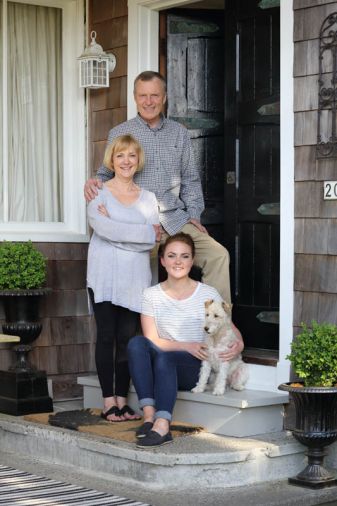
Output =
[{"x1": 87, "y1": 135, "x2": 160, "y2": 422}]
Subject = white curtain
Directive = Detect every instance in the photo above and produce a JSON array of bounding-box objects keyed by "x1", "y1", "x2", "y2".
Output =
[{"x1": 6, "y1": 2, "x2": 63, "y2": 222}]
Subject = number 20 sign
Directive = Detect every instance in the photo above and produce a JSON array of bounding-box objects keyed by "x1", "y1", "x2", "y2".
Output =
[{"x1": 324, "y1": 181, "x2": 337, "y2": 200}]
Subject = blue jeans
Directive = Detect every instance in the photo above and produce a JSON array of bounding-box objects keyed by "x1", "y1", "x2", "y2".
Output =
[{"x1": 127, "y1": 335, "x2": 201, "y2": 421}]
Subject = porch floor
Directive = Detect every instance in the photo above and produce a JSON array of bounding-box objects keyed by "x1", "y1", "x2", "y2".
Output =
[{"x1": 0, "y1": 400, "x2": 337, "y2": 506}]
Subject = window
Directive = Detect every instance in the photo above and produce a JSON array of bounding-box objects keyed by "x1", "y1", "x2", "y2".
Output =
[{"x1": 0, "y1": 0, "x2": 87, "y2": 241}]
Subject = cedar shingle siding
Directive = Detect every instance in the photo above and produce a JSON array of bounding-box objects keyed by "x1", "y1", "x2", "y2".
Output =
[{"x1": 294, "y1": 0, "x2": 337, "y2": 332}]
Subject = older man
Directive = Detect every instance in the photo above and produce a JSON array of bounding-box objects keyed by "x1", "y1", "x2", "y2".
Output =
[{"x1": 85, "y1": 71, "x2": 231, "y2": 303}]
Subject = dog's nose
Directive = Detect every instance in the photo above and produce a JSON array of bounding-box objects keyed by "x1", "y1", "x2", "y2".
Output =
[{"x1": 204, "y1": 326, "x2": 209, "y2": 332}]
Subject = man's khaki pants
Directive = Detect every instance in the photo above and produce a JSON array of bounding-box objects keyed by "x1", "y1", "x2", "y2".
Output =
[{"x1": 151, "y1": 223, "x2": 231, "y2": 304}]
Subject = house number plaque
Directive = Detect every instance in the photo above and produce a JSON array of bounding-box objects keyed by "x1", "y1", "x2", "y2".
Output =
[{"x1": 323, "y1": 181, "x2": 337, "y2": 199}]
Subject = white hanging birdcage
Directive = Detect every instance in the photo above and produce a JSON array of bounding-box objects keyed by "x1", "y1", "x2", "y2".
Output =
[{"x1": 78, "y1": 31, "x2": 116, "y2": 89}]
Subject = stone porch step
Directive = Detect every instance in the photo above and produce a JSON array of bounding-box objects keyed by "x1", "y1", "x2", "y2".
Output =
[
  {"x1": 0, "y1": 411, "x2": 316, "y2": 490},
  {"x1": 0, "y1": 402, "x2": 336, "y2": 500},
  {"x1": 77, "y1": 375, "x2": 289, "y2": 437},
  {"x1": 1, "y1": 398, "x2": 337, "y2": 504},
  {"x1": 1, "y1": 442, "x2": 337, "y2": 506}
]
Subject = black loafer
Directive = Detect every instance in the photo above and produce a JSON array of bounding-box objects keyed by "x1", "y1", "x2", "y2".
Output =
[
  {"x1": 136, "y1": 421, "x2": 154, "y2": 439},
  {"x1": 136, "y1": 430, "x2": 173, "y2": 448}
]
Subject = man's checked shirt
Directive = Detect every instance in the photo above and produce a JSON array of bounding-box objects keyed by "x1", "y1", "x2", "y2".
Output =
[{"x1": 96, "y1": 114, "x2": 204, "y2": 235}]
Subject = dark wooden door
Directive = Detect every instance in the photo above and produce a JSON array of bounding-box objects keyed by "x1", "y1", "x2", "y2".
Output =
[
  {"x1": 165, "y1": 10, "x2": 226, "y2": 244},
  {"x1": 224, "y1": 1, "x2": 280, "y2": 350},
  {"x1": 163, "y1": 2, "x2": 280, "y2": 351}
]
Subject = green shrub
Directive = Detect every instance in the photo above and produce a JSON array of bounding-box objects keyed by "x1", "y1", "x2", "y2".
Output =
[
  {"x1": 0, "y1": 241, "x2": 47, "y2": 290},
  {"x1": 287, "y1": 321, "x2": 337, "y2": 387}
]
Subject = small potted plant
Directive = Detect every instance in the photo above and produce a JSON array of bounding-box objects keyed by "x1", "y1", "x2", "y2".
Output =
[
  {"x1": 279, "y1": 320, "x2": 337, "y2": 489},
  {"x1": 0, "y1": 240, "x2": 53, "y2": 415},
  {"x1": 0, "y1": 241, "x2": 50, "y2": 370}
]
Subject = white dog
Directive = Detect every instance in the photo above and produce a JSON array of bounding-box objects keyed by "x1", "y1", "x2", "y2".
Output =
[{"x1": 192, "y1": 300, "x2": 249, "y2": 396}]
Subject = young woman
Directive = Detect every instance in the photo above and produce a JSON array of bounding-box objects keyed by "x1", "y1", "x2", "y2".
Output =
[
  {"x1": 127, "y1": 232, "x2": 244, "y2": 447},
  {"x1": 87, "y1": 134, "x2": 160, "y2": 422}
]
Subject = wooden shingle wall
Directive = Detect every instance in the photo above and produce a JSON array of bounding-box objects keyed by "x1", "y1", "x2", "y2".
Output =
[
  {"x1": 294, "y1": 0, "x2": 337, "y2": 332},
  {"x1": 89, "y1": 0, "x2": 128, "y2": 175}
]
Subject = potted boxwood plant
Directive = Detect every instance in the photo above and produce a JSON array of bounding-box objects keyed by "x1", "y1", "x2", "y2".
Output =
[
  {"x1": 279, "y1": 320, "x2": 337, "y2": 489},
  {"x1": 0, "y1": 240, "x2": 50, "y2": 371}
]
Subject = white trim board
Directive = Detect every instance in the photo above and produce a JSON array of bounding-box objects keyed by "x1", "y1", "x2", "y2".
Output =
[{"x1": 127, "y1": 0, "x2": 295, "y2": 389}]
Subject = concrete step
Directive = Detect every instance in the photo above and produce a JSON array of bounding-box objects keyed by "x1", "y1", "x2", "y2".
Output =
[
  {"x1": 1, "y1": 399, "x2": 337, "y2": 502},
  {"x1": 1, "y1": 410, "x2": 333, "y2": 491},
  {"x1": 77, "y1": 374, "x2": 289, "y2": 437},
  {"x1": 1, "y1": 449, "x2": 337, "y2": 506}
]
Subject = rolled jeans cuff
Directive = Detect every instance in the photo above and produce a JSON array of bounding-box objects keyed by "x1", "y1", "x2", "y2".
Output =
[
  {"x1": 139, "y1": 398, "x2": 155, "y2": 409},
  {"x1": 155, "y1": 410, "x2": 172, "y2": 422}
]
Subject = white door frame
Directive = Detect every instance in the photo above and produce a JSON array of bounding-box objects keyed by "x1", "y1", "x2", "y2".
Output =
[{"x1": 127, "y1": 0, "x2": 294, "y2": 390}]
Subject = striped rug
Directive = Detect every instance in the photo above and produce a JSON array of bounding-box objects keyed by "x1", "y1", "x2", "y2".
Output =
[{"x1": 0, "y1": 465, "x2": 149, "y2": 505}]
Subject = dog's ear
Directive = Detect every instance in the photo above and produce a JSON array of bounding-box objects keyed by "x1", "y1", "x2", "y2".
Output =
[
  {"x1": 205, "y1": 299, "x2": 213, "y2": 308},
  {"x1": 222, "y1": 301, "x2": 233, "y2": 315}
]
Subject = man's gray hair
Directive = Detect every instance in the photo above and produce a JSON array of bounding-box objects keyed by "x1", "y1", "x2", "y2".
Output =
[{"x1": 134, "y1": 71, "x2": 167, "y2": 93}]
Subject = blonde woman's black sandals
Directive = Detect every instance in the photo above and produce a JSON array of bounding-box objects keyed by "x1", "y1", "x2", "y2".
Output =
[{"x1": 101, "y1": 404, "x2": 141, "y2": 421}]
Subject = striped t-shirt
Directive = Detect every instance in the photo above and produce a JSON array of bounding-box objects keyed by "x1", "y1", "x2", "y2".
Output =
[{"x1": 141, "y1": 282, "x2": 222, "y2": 343}]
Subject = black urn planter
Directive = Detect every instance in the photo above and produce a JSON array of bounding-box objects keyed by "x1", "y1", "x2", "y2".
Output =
[
  {"x1": 0, "y1": 288, "x2": 53, "y2": 415},
  {"x1": 0, "y1": 288, "x2": 51, "y2": 371},
  {"x1": 279, "y1": 382, "x2": 337, "y2": 489}
]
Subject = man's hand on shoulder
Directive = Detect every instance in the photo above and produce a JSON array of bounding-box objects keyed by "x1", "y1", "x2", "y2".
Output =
[
  {"x1": 84, "y1": 178, "x2": 102, "y2": 202},
  {"x1": 189, "y1": 218, "x2": 208, "y2": 234}
]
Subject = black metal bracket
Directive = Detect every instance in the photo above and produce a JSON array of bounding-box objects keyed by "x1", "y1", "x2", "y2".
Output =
[{"x1": 317, "y1": 12, "x2": 337, "y2": 158}]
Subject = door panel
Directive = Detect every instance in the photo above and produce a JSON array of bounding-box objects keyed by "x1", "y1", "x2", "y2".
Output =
[
  {"x1": 187, "y1": 38, "x2": 224, "y2": 113},
  {"x1": 166, "y1": 10, "x2": 225, "y2": 244},
  {"x1": 224, "y1": 1, "x2": 280, "y2": 349}
]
